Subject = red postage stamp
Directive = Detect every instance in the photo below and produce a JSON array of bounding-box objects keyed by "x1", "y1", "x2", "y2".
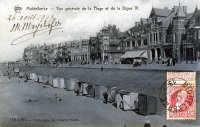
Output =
[{"x1": 166, "y1": 72, "x2": 196, "y2": 120}]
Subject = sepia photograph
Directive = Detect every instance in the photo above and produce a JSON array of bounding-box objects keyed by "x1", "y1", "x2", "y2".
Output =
[{"x1": 0, "y1": 0, "x2": 199, "y2": 127}]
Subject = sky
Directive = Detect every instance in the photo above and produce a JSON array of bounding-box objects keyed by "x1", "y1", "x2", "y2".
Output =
[{"x1": 0, "y1": 0, "x2": 199, "y2": 62}]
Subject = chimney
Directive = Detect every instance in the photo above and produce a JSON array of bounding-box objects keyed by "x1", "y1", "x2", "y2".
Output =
[
  {"x1": 183, "y1": 6, "x2": 187, "y2": 13},
  {"x1": 140, "y1": 18, "x2": 143, "y2": 25}
]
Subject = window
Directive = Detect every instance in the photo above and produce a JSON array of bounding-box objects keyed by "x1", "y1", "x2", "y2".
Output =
[
  {"x1": 155, "y1": 33, "x2": 158, "y2": 42},
  {"x1": 118, "y1": 46, "x2": 121, "y2": 50},
  {"x1": 194, "y1": 31, "x2": 197, "y2": 40},
  {"x1": 153, "y1": 33, "x2": 156, "y2": 42},
  {"x1": 127, "y1": 41, "x2": 130, "y2": 48},
  {"x1": 159, "y1": 32, "x2": 162, "y2": 42},
  {"x1": 150, "y1": 34, "x2": 152, "y2": 42},
  {"x1": 199, "y1": 30, "x2": 200, "y2": 39},
  {"x1": 138, "y1": 40, "x2": 141, "y2": 46},
  {"x1": 152, "y1": 34, "x2": 154, "y2": 42},
  {"x1": 104, "y1": 44, "x2": 108, "y2": 50},
  {"x1": 179, "y1": 20, "x2": 183, "y2": 24},
  {"x1": 143, "y1": 39, "x2": 147, "y2": 45},
  {"x1": 132, "y1": 41, "x2": 135, "y2": 47}
]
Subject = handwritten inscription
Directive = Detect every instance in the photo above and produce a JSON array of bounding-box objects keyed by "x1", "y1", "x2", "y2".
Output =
[
  {"x1": 8, "y1": 13, "x2": 62, "y2": 45},
  {"x1": 8, "y1": 5, "x2": 139, "y2": 45}
]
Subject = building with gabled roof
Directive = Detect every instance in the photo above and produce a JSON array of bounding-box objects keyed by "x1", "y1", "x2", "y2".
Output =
[
  {"x1": 121, "y1": 3, "x2": 200, "y2": 63},
  {"x1": 89, "y1": 24, "x2": 125, "y2": 64},
  {"x1": 186, "y1": 6, "x2": 200, "y2": 61},
  {"x1": 149, "y1": 8, "x2": 172, "y2": 17}
]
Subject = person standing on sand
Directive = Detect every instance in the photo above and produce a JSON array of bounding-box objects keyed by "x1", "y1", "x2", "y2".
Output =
[
  {"x1": 7, "y1": 70, "x2": 11, "y2": 80},
  {"x1": 103, "y1": 92, "x2": 108, "y2": 104},
  {"x1": 144, "y1": 116, "x2": 151, "y2": 127}
]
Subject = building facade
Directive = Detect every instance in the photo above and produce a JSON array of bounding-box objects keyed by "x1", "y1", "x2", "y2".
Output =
[
  {"x1": 90, "y1": 25, "x2": 125, "y2": 64},
  {"x1": 23, "y1": 44, "x2": 39, "y2": 65},
  {"x1": 70, "y1": 39, "x2": 90, "y2": 64},
  {"x1": 186, "y1": 6, "x2": 200, "y2": 61},
  {"x1": 122, "y1": 3, "x2": 200, "y2": 63},
  {"x1": 23, "y1": 4, "x2": 200, "y2": 65}
]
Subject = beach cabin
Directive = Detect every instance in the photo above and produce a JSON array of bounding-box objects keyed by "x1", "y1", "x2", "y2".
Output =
[
  {"x1": 48, "y1": 75, "x2": 53, "y2": 85},
  {"x1": 30, "y1": 73, "x2": 34, "y2": 80},
  {"x1": 66, "y1": 78, "x2": 78, "y2": 91},
  {"x1": 107, "y1": 87, "x2": 118, "y2": 103},
  {"x1": 86, "y1": 83, "x2": 95, "y2": 98},
  {"x1": 115, "y1": 90, "x2": 130, "y2": 110},
  {"x1": 116, "y1": 90, "x2": 139, "y2": 111},
  {"x1": 53, "y1": 77, "x2": 59, "y2": 88},
  {"x1": 94, "y1": 85, "x2": 108, "y2": 100},
  {"x1": 38, "y1": 75, "x2": 44, "y2": 83},
  {"x1": 59, "y1": 78, "x2": 67, "y2": 89},
  {"x1": 74, "y1": 82, "x2": 89, "y2": 96},
  {"x1": 123, "y1": 92, "x2": 138, "y2": 110},
  {"x1": 138, "y1": 94, "x2": 157, "y2": 115},
  {"x1": 33, "y1": 73, "x2": 38, "y2": 82},
  {"x1": 43, "y1": 75, "x2": 49, "y2": 84},
  {"x1": 74, "y1": 81, "x2": 83, "y2": 94},
  {"x1": 30, "y1": 73, "x2": 37, "y2": 81}
]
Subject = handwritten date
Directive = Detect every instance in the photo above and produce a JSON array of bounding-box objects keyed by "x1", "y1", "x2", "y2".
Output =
[{"x1": 8, "y1": 13, "x2": 62, "y2": 45}]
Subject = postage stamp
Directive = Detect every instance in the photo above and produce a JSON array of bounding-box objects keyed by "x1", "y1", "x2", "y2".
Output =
[{"x1": 166, "y1": 72, "x2": 196, "y2": 120}]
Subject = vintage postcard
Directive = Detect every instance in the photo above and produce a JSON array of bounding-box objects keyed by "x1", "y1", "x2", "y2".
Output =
[{"x1": 0, "y1": 0, "x2": 200, "y2": 127}]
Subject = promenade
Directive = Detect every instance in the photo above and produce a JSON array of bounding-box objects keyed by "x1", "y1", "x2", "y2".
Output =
[{"x1": 58, "y1": 61, "x2": 200, "y2": 71}]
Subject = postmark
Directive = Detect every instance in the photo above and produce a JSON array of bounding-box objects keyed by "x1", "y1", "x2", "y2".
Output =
[{"x1": 166, "y1": 72, "x2": 196, "y2": 120}]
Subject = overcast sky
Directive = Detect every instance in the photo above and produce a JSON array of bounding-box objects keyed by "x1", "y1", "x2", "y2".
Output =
[{"x1": 0, "y1": 0, "x2": 199, "y2": 62}]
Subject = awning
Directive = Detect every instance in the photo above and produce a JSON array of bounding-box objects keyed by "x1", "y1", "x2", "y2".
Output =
[{"x1": 120, "y1": 50, "x2": 148, "y2": 59}]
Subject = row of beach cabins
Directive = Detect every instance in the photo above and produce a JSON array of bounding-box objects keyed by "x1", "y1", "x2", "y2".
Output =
[{"x1": 17, "y1": 70, "x2": 157, "y2": 116}]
